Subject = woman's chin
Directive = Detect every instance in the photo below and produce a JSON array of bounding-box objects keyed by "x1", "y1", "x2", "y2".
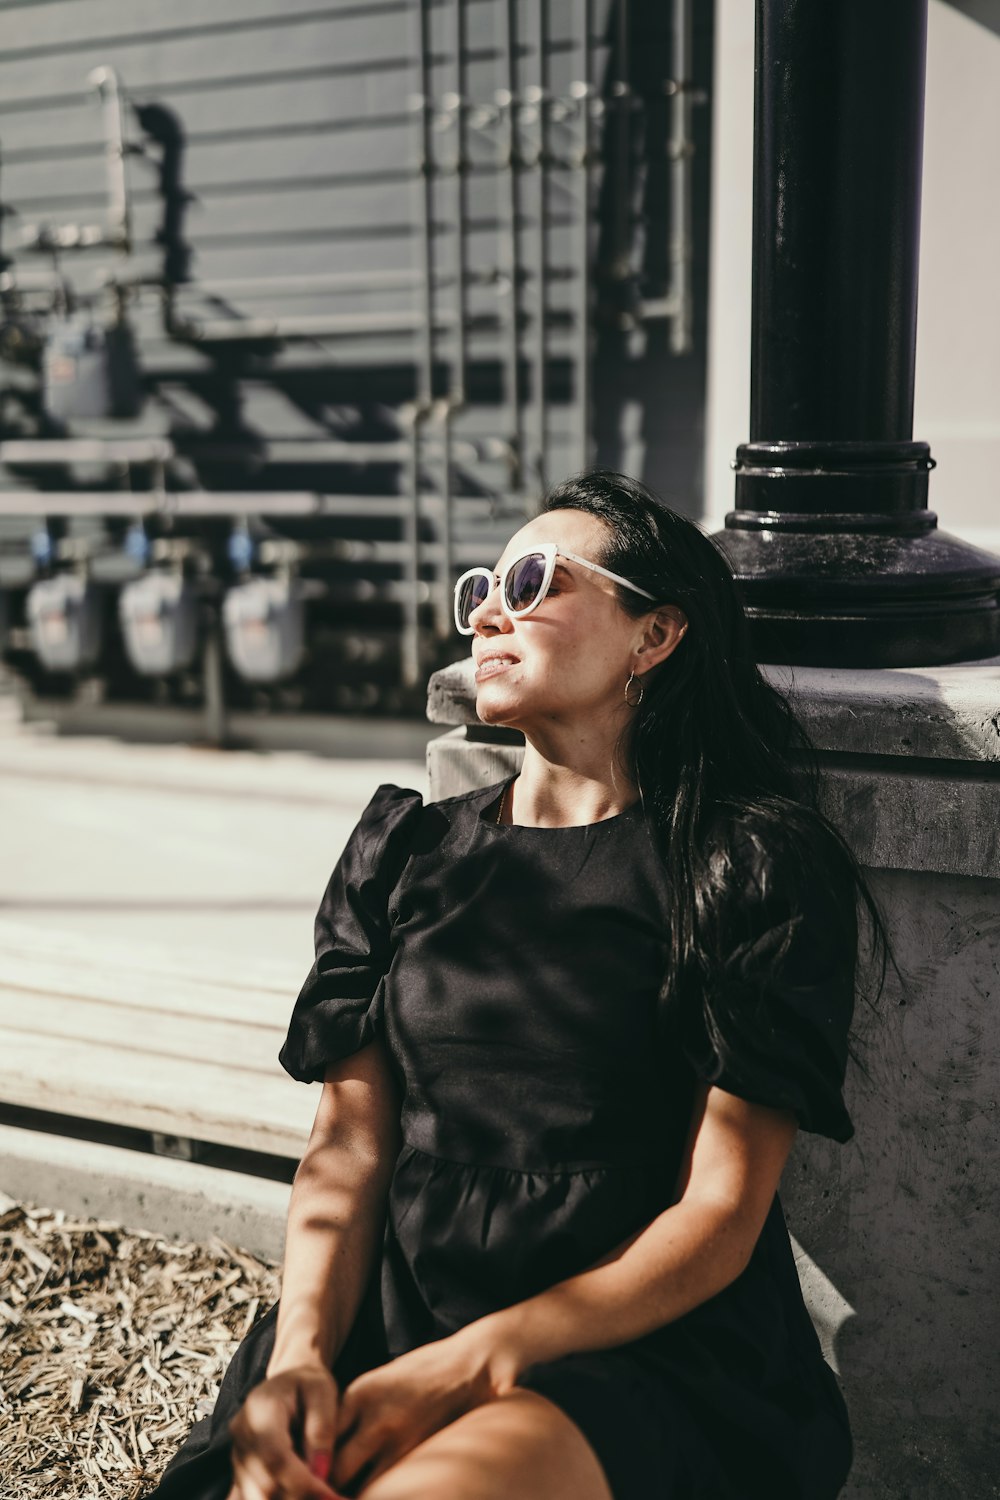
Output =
[{"x1": 474, "y1": 682, "x2": 522, "y2": 727}]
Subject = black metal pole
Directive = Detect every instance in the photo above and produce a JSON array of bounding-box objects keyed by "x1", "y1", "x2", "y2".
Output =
[{"x1": 714, "y1": 0, "x2": 1000, "y2": 668}]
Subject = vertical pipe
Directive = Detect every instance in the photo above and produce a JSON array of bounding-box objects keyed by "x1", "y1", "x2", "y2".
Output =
[
  {"x1": 572, "y1": 0, "x2": 593, "y2": 474},
  {"x1": 667, "y1": 0, "x2": 693, "y2": 354},
  {"x1": 0, "y1": 145, "x2": 9, "y2": 277},
  {"x1": 430, "y1": 0, "x2": 469, "y2": 642},
  {"x1": 452, "y1": 0, "x2": 469, "y2": 412},
  {"x1": 433, "y1": 399, "x2": 454, "y2": 641},
  {"x1": 89, "y1": 66, "x2": 131, "y2": 254},
  {"x1": 611, "y1": 0, "x2": 631, "y2": 284},
  {"x1": 499, "y1": 0, "x2": 524, "y2": 492},
  {"x1": 201, "y1": 606, "x2": 228, "y2": 747},
  {"x1": 406, "y1": 0, "x2": 437, "y2": 686},
  {"x1": 415, "y1": 0, "x2": 436, "y2": 415},
  {"x1": 402, "y1": 417, "x2": 422, "y2": 686},
  {"x1": 531, "y1": 0, "x2": 549, "y2": 496}
]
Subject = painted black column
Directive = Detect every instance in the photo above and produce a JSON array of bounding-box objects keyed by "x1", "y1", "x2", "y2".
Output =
[{"x1": 714, "y1": 0, "x2": 1000, "y2": 667}]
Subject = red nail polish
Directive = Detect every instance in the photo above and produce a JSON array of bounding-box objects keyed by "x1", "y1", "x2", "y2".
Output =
[{"x1": 310, "y1": 1451, "x2": 331, "y2": 1481}]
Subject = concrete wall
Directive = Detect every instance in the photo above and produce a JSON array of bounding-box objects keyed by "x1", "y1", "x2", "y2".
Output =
[
  {"x1": 704, "y1": 0, "x2": 1000, "y2": 550},
  {"x1": 426, "y1": 655, "x2": 1000, "y2": 1500}
]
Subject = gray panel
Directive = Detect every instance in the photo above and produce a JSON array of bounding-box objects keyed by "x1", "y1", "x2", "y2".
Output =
[
  {"x1": 0, "y1": 0, "x2": 402, "y2": 54},
  {"x1": 0, "y1": 18, "x2": 418, "y2": 109}
]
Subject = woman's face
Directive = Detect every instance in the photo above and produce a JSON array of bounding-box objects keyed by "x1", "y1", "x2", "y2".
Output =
[{"x1": 467, "y1": 509, "x2": 653, "y2": 734}]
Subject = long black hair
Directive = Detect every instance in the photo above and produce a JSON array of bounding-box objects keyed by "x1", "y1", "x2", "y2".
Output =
[{"x1": 543, "y1": 470, "x2": 888, "y2": 1049}]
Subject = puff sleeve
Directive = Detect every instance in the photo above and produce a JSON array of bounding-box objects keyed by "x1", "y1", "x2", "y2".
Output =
[
  {"x1": 278, "y1": 783, "x2": 423, "y2": 1083},
  {"x1": 681, "y1": 816, "x2": 858, "y2": 1143}
]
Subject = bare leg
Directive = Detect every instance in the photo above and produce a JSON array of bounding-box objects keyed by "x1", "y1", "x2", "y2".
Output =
[{"x1": 358, "y1": 1389, "x2": 614, "y2": 1500}]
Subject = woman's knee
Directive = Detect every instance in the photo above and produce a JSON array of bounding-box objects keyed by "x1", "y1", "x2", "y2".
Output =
[{"x1": 357, "y1": 1388, "x2": 613, "y2": 1500}]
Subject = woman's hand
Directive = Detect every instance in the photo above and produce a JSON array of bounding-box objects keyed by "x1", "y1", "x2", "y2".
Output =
[
  {"x1": 331, "y1": 1320, "x2": 518, "y2": 1495},
  {"x1": 226, "y1": 1363, "x2": 347, "y2": 1500}
]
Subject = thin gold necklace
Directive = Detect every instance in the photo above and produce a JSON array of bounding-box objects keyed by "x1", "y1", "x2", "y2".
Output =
[{"x1": 496, "y1": 779, "x2": 511, "y2": 825}]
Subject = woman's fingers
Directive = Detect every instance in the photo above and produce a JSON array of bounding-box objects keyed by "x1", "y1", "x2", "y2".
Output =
[
  {"x1": 227, "y1": 1452, "x2": 276, "y2": 1500},
  {"x1": 299, "y1": 1367, "x2": 339, "y2": 1483},
  {"x1": 334, "y1": 1382, "x2": 359, "y2": 1439},
  {"x1": 332, "y1": 1416, "x2": 396, "y2": 1494},
  {"x1": 229, "y1": 1367, "x2": 344, "y2": 1499},
  {"x1": 233, "y1": 1443, "x2": 342, "y2": 1499}
]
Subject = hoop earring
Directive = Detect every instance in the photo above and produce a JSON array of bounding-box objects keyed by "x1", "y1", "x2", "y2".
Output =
[{"x1": 625, "y1": 670, "x2": 644, "y2": 708}]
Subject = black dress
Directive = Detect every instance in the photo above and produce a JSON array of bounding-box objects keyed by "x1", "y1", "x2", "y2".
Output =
[{"x1": 150, "y1": 780, "x2": 857, "y2": 1500}]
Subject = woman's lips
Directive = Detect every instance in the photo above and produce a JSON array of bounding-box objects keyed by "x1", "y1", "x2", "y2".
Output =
[{"x1": 475, "y1": 654, "x2": 518, "y2": 680}]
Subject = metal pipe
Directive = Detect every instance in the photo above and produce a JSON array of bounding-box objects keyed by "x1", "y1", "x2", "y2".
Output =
[
  {"x1": 201, "y1": 606, "x2": 229, "y2": 747},
  {"x1": 0, "y1": 263, "x2": 510, "y2": 298},
  {"x1": 637, "y1": 0, "x2": 696, "y2": 345},
  {"x1": 167, "y1": 308, "x2": 451, "y2": 342},
  {"x1": 88, "y1": 66, "x2": 131, "y2": 255},
  {"x1": 402, "y1": 411, "x2": 425, "y2": 686},
  {"x1": 0, "y1": 439, "x2": 175, "y2": 465},
  {"x1": 0, "y1": 142, "x2": 9, "y2": 280},
  {"x1": 572, "y1": 0, "x2": 593, "y2": 473},
  {"x1": 451, "y1": 0, "x2": 469, "y2": 413},
  {"x1": 667, "y1": 0, "x2": 693, "y2": 353},
  {"x1": 429, "y1": 0, "x2": 470, "y2": 643},
  {"x1": 402, "y1": 0, "x2": 439, "y2": 685},
  {"x1": 431, "y1": 397, "x2": 456, "y2": 640},
  {"x1": 0, "y1": 493, "x2": 170, "y2": 518},
  {"x1": 529, "y1": 0, "x2": 549, "y2": 494},
  {"x1": 415, "y1": 0, "x2": 436, "y2": 418},
  {"x1": 0, "y1": 436, "x2": 490, "y2": 467},
  {"x1": 182, "y1": 270, "x2": 422, "y2": 298},
  {"x1": 427, "y1": 0, "x2": 470, "y2": 640},
  {"x1": 0, "y1": 489, "x2": 527, "y2": 518},
  {"x1": 611, "y1": 0, "x2": 632, "y2": 286},
  {"x1": 498, "y1": 0, "x2": 524, "y2": 493}
]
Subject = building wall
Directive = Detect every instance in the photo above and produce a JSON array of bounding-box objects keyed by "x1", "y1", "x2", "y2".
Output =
[
  {"x1": 0, "y1": 0, "x2": 714, "y2": 514},
  {"x1": 0, "y1": 0, "x2": 716, "y2": 709},
  {"x1": 704, "y1": 0, "x2": 1000, "y2": 549}
]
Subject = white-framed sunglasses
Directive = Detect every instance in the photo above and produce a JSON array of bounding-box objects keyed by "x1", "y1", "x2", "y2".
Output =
[{"x1": 453, "y1": 542, "x2": 656, "y2": 636}]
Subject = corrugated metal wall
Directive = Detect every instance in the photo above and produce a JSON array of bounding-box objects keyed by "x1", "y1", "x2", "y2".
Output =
[{"x1": 0, "y1": 0, "x2": 712, "y2": 714}]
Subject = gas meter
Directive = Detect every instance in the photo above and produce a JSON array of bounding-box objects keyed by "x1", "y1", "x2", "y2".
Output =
[
  {"x1": 42, "y1": 312, "x2": 143, "y2": 421},
  {"x1": 26, "y1": 574, "x2": 103, "y2": 672},
  {"x1": 222, "y1": 577, "x2": 305, "y2": 684},
  {"x1": 119, "y1": 572, "x2": 199, "y2": 676}
]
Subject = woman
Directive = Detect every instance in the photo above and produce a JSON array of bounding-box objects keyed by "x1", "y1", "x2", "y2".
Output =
[{"x1": 150, "y1": 471, "x2": 880, "y2": 1500}]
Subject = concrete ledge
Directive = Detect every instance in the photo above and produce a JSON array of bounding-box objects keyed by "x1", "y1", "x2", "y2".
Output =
[
  {"x1": 427, "y1": 726, "x2": 1000, "y2": 877},
  {"x1": 427, "y1": 657, "x2": 1000, "y2": 879},
  {"x1": 428, "y1": 654, "x2": 1000, "y2": 761},
  {"x1": 426, "y1": 726, "x2": 522, "y2": 803},
  {"x1": 766, "y1": 659, "x2": 1000, "y2": 763},
  {"x1": 0, "y1": 1123, "x2": 290, "y2": 1263}
]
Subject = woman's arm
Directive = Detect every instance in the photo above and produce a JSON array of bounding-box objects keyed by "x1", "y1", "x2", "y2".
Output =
[
  {"x1": 227, "y1": 1039, "x2": 400, "y2": 1498},
  {"x1": 268, "y1": 1038, "x2": 402, "y2": 1376},
  {"x1": 477, "y1": 1081, "x2": 798, "y2": 1380},
  {"x1": 325, "y1": 1083, "x2": 797, "y2": 1493}
]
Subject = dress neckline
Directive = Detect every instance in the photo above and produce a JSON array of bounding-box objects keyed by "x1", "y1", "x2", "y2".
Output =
[{"x1": 477, "y1": 778, "x2": 645, "y2": 832}]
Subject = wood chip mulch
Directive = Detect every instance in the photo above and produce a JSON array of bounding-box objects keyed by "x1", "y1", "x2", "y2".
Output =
[{"x1": 0, "y1": 1192, "x2": 281, "y2": 1499}]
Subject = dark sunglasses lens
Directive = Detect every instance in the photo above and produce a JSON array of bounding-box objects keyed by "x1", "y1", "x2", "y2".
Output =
[
  {"x1": 457, "y1": 573, "x2": 491, "y2": 628},
  {"x1": 505, "y1": 553, "x2": 547, "y2": 614}
]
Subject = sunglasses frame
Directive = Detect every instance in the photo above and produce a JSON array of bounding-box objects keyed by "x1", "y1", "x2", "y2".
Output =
[{"x1": 453, "y1": 542, "x2": 657, "y2": 636}]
